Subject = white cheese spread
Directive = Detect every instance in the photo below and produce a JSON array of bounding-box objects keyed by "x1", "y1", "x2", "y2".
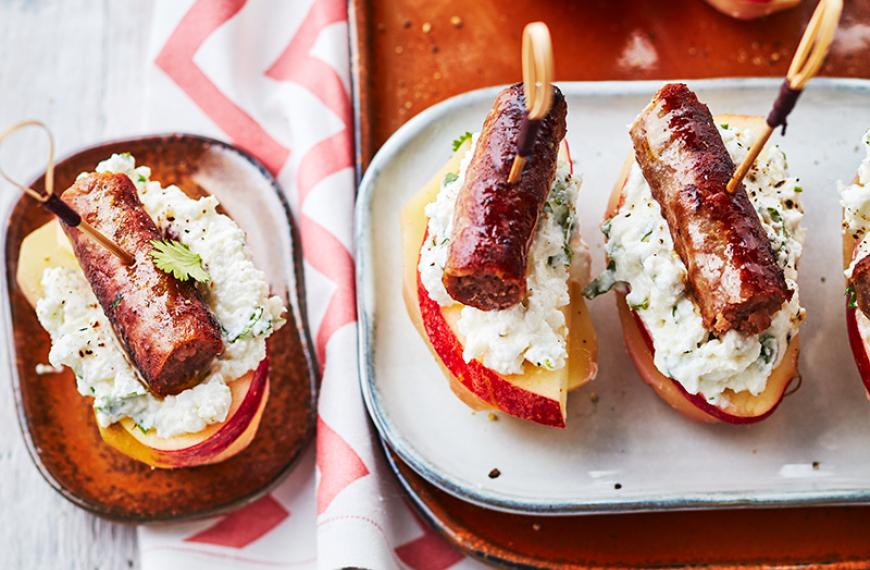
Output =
[
  {"x1": 35, "y1": 154, "x2": 286, "y2": 438},
  {"x1": 589, "y1": 124, "x2": 805, "y2": 403},
  {"x1": 418, "y1": 134, "x2": 590, "y2": 375},
  {"x1": 840, "y1": 129, "x2": 870, "y2": 277}
]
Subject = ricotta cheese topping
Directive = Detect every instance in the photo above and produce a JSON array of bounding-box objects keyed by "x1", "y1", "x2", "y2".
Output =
[
  {"x1": 35, "y1": 154, "x2": 286, "y2": 438},
  {"x1": 588, "y1": 124, "x2": 805, "y2": 403},
  {"x1": 840, "y1": 129, "x2": 870, "y2": 277},
  {"x1": 418, "y1": 134, "x2": 589, "y2": 375}
]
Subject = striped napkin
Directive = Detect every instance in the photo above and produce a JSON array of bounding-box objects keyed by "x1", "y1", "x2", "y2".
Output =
[{"x1": 136, "y1": 1, "x2": 483, "y2": 568}]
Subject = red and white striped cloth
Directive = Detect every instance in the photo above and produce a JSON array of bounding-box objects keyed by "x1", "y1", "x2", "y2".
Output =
[{"x1": 136, "y1": 2, "x2": 483, "y2": 568}]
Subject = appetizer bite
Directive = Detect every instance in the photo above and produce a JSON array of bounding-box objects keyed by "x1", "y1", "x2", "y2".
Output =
[
  {"x1": 17, "y1": 154, "x2": 286, "y2": 468},
  {"x1": 586, "y1": 83, "x2": 804, "y2": 423},
  {"x1": 841, "y1": 130, "x2": 870, "y2": 392},
  {"x1": 401, "y1": 84, "x2": 598, "y2": 428}
]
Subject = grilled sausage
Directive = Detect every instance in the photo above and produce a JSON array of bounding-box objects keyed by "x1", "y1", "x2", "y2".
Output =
[
  {"x1": 442, "y1": 83, "x2": 567, "y2": 311},
  {"x1": 629, "y1": 83, "x2": 791, "y2": 335},
  {"x1": 60, "y1": 172, "x2": 223, "y2": 397}
]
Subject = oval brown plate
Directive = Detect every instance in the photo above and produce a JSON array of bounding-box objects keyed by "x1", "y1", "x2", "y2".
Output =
[
  {"x1": 383, "y1": 440, "x2": 870, "y2": 568},
  {"x1": 2, "y1": 134, "x2": 317, "y2": 522}
]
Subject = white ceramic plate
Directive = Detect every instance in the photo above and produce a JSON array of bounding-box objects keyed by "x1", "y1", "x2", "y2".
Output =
[{"x1": 356, "y1": 78, "x2": 870, "y2": 515}]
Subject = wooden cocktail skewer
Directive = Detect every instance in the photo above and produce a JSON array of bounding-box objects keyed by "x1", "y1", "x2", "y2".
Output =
[
  {"x1": 726, "y1": 0, "x2": 842, "y2": 193},
  {"x1": 0, "y1": 120, "x2": 134, "y2": 265},
  {"x1": 507, "y1": 22, "x2": 555, "y2": 185}
]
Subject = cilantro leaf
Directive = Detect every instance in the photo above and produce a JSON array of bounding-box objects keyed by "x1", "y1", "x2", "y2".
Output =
[
  {"x1": 767, "y1": 207, "x2": 782, "y2": 224},
  {"x1": 451, "y1": 131, "x2": 472, "y2": 152},
  {"x1": 229, "y1": 306, "x2": 266, "y2": 343},
  {"x1": 583, "y1": 262, "x2": 617, "y2": 299},
  {"x1": 149, "y1": 240, "x2": 210, "y2": 283},
  {"x1": 767, "y1": 207, "x2": 788, "y2": 238},
  {"x1": 759, "y1": 333, "x2": 777, "y2": 364}
]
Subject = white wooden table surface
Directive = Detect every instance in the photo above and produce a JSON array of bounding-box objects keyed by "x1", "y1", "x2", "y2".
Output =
[{"x1": 0, "y1": 1, "x2": 157, "y2": 567}]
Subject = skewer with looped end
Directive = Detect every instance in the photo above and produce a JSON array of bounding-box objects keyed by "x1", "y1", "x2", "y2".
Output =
[
  {"x1": 726, "y1": 0, "x2": 842, "y2": 193},
  {"x1": 507, "y1": 22, "x2": 555, "y2": 185},
  {"x1": 0, "y1": 120, "x2": 134, "y2": 265}
]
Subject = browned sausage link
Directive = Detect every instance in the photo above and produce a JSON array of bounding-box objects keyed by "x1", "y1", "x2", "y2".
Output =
[
  {"x1": 629, "y1": 83, "x2": 791, "y2": 335},
  {"x1": 442, "y1": 83, "x2": 567, "y2": 311},
  {"x1": 851, "y1": 255, "x2": 870, "y2": 317},
  {"x1": 61, "y1": 173, "x2": 224, "y2": 397}
]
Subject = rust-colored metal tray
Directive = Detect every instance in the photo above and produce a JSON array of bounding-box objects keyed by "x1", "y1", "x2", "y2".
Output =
[
  {"x1": 384, "y1": 441, "x2": 870, "y2": 569},
  {"x1": 2, "y1": 135, "x2": 317, "y2": 522},
  {"x1": 351, "y1": 0, "x2": 870, "y2": 566},
  {"x1": 351, "y1": 0, "x2": 869, "y2": 169}
]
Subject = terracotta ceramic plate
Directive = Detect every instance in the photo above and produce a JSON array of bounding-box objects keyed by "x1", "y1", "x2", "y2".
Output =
[{"x1": 2, "y1": 134, "x2": 317, "y2": 522}]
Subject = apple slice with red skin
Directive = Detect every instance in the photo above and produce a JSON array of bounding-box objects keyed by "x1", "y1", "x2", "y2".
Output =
[
  {"x1": 607, "y1": 114, "x2": 800, "y2": 423},
  {"x1": 845, "y1": 301, "x2": 870, "y2": 395},
  {"x1": 17, "y1": 219, "x2": 272, "y2": 468},
  {"x1": 842, "y1": 176, "x2": 870, "y2": 396},
  {"x1": 703, "y1": 0, "x2": 800, "y2": 20},
  {"x1": 401, "y1": 138, "x2": 597, "y2": 427},
  {"x1": 617, "y1": 293, "x2": 798, "y2": 424},
  {"x1": 414, "y1": 254, "x2": 575, "y2": 426},
  {"x1": 98, "y1": 360, "x2": 269, "y2": 469}
]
